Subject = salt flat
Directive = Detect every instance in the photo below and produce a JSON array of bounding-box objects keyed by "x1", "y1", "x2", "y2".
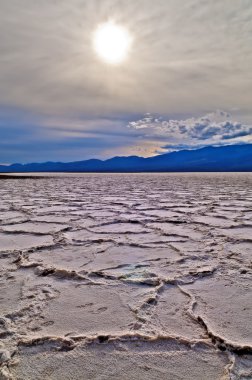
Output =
[{"x1": 0, "y1": 173, "x2": 251, "y2": 380}]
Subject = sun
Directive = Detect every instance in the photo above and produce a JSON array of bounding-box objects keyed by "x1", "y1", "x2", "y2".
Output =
[{"x1": 93, "y1": 21, "x2": 132, "y2": 65}]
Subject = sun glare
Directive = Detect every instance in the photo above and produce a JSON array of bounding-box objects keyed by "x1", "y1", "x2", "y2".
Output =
[{"x1": 93, "y1": 21, "x2": 132, "y2": 65}]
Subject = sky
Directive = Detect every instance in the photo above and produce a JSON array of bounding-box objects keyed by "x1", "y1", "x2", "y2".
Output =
[{"x1": 0, "y1": 0, "x2": 252, "y2": 163}]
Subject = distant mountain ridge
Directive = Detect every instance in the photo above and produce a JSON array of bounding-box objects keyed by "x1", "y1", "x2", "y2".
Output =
[{"x1": 1, "y1": 144, "x2": 252, "y2": 172}]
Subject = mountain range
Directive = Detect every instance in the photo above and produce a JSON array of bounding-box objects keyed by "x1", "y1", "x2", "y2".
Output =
[{"x1": 1, "y1": 144, "x2": 252, "y2": 173}]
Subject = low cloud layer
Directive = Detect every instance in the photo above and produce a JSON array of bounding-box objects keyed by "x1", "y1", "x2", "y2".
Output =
[{"x1": 128, "y1": 111, "x2": 252, "y2": 153}]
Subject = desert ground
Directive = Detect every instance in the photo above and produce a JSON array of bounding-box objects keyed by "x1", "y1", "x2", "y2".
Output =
[{"x1": 0, "y1": 173, "x2": 251, "y2": 379}]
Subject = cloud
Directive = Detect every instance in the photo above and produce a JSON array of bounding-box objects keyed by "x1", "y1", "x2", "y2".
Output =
[
  {"x1": 128, "y1": 110, "x2": 252, "y2": 152},
  {"x1": 0, "y1": 109, "x2": 140, "y2": 162},
  {"x1": 0, "y1": 1, "x2": 252, "y2": 161},
  {"x1": 0, "y1": 0, "x2": 252, "y2": 118}
]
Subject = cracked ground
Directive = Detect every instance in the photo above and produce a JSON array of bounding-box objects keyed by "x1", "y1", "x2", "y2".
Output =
[{"x1": 0, "y1": 173, "x2": 251, "y2": 380}]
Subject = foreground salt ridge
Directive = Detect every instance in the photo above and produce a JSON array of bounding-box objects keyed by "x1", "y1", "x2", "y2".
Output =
[{"x1": 0, "y1": 173, "x2": 251, "y2": 379}]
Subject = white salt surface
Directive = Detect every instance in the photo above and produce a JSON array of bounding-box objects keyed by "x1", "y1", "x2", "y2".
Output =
[
  {"x1": 0, "y1": 233, "x2": 54, "y2": 252},
  {"x1": 0, "y1": 173, "x2": 251, "y2": 380},
  {"x1": 2, "y1": 222, "x2": 69, "y2": 234}
]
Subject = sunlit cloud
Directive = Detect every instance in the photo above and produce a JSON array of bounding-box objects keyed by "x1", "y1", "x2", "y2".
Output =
[{"x1": 128, "y1": 111, "x2": 252, "y2": 152}]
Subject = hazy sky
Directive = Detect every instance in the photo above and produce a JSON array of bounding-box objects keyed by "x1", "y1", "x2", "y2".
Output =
[{"x1": 1, "y1": 0, "x2": 252, "y2": 162}]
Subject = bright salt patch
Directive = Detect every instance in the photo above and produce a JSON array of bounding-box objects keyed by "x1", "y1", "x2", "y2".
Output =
[
  {"x1": 13, "y1": 339, "x2": 229, "y2": 380},
  {"x1": 184, "y1": 277, "x2": 252, "y2": 346},
  {"x1": 40, "y1": 282, "x2": 150, "y2": 336},
  {"x1": 0, "y1": 232, "x2": 54, "y2": 252},
  {"x1": 2, "y1": 222, "x2": 69, "y2": 234}
]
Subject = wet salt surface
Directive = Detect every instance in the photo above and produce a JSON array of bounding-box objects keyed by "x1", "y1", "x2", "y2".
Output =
[{"x1": 0, "y1": 173, "x2": 251, "y2": 380}]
